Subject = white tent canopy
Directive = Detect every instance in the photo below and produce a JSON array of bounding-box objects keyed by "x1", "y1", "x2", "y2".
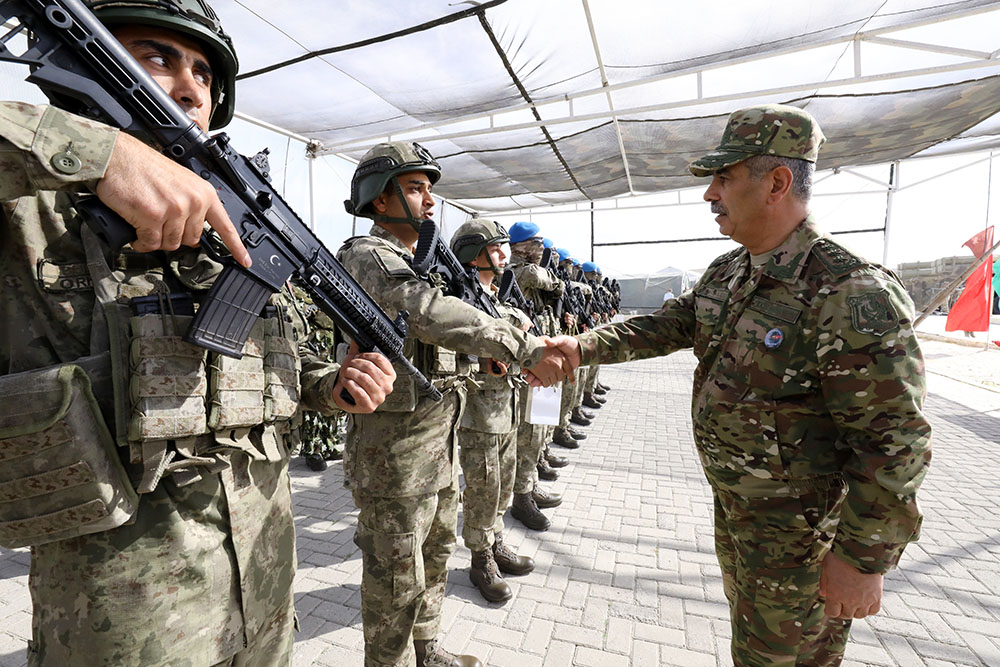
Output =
[{"x1": 221, "y1": 0, "x2": 1000, "y2": 212}]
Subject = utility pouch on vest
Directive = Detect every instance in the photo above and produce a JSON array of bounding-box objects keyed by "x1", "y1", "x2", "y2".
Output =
[
  {"x1": 128, "y1": 314, "x2": 208, "y2": 442},
  {"x1": 0, "y1": 365, "x2": 138, "y2": 548},
  {"x1": 207, "y1": 319, "x2": 266, "y2": 430},
  {"x1": 263, "y1": 317, "x2": 300, "y2": 422}
]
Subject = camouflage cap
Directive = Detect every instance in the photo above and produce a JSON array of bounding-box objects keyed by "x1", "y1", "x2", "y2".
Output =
[{"x1": 688, "y1": 104, "x2": 826, "y2": 177}]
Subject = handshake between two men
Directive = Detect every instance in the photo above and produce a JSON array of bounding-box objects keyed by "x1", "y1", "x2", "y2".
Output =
[{"x1": 525, "y1": 336, "x2": 583, "y2": 388}]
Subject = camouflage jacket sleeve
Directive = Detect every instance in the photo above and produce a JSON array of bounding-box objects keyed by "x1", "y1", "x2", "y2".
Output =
[
  {"x1": 0, "y1": 102, "x2": 118, "y2": 201},
  {"x1": 817, "y1": 270, "x2": 931, "y2": 574},
  {"x1": 577, "y1": 289, "x2": 697, "y2": 365},
  {"x1": 337, "y1": 235, "x2": 546, "y2": 368},
  {"x1": 516, "y1": 263, "x2": 563, "y2": 296}
]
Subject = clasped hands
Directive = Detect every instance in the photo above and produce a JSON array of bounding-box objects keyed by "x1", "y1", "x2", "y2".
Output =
[{"x1": 524, "y1": 335, "x2": 582, "y2": 387}]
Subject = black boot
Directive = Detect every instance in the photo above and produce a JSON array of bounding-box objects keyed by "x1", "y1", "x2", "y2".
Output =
[
  {"x1": 544, "y1": 446, "x2": 569, "y2": 468},
  {"x1": 582, "y1": 394, "x2": 603, "y2": 409},
  {"x1": 511, "y1": 492, "x2": 550, "y2": 531},
  {"x1": 492, "y1": 532, "x2": 534, "y2": 576},
  {"x1": 566, "y1": 426, "x2": 587, "y2": 441},
  {"x1": 593, "y1": 384, "x2": 608, "y2": 395},
  {"x1": 551, "y1": 428, "x2": 579, "y2": 449},
  {"x1": 532, "y1": 484, "x2": 563, "y2": 509},
  {"x1": 537, "y1": 456, "x2": 559, "y2": 481},
  {"x1": 304, "y1": 453, "x2": 327, "y2": 471},
  {"x1": 570, "y1": 408, "x2": 592, "y2": 426},
  {"x1": 596, "y1": 382, "x2": 610, "y2": 393},
  {"x1": 414, "y1": 638, "x2": 483, "y2": 667},
  {"x1": 470, "y1": 548, "x2": 511, "y2": 603}
]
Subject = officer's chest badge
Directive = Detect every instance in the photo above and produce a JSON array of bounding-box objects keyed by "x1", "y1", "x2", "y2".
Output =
[{"x1": 764, "y1": 328, "x2": 784, "y2": 349}]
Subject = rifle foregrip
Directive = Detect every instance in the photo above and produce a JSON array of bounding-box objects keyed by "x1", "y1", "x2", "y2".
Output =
[{"x1": 185, "y1": 265, "x2": 272, "y2": 358}]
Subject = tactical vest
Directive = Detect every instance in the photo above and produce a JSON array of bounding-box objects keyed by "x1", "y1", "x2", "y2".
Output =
[{"x1": 0, "y1": 220, "x2": 300, "y2": 547}]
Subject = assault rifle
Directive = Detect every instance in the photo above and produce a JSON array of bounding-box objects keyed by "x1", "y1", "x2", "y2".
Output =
[
  {"x1": 541, "y1": 249, "x2": 593, "y2": 331},
  {"x1": 497, "y1": 271, "x2": 541, "y2": 336},
  {"x1": 0, "y1": 0, "x2": 441, "y2": 401},
  {"x1": 539, "y1": 247, "x2": 565, "y2": 320}
]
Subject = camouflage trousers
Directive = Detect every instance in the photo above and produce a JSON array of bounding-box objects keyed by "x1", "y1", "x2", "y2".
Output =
[
  {"x1": 713, "y1": 484, "x2": 851, "y2": 667},
  {"x1": 353, "y1": 486, "x2": 459, "y2": 667},
  {"x1": 28, "y1": 454, "x2": 296, "y2": 666},
  {"x1": 558, "y1": 370, "x2": 579, "y2": 429},
  {"x1": 513, "y1": 386, "x2": 549, "y2": 494},
  {"x1": 583, "y1": 365, "x2": 599, "y2": 394},
  {"x1": 458, "y1": 428, "x2": 517, "y2": 551}
]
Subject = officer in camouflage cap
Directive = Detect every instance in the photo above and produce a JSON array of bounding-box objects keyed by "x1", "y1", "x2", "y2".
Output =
[
  {"x1": 535, "y1": 104, "x2": 931, "y2": 667},
  {"x1": 0, "y1": 1, "x2": 396, "y2": 664},
  {"x1": 339, "y1": 143, "x2": 560, "y2": 667}
]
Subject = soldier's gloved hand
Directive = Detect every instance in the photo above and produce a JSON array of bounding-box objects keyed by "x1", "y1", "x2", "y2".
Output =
[
  {"x1": 820, "y1": 550, "x2": 883, "y2": 619},
  {"x1": 95, "y1": 132, "x2": 252, "y2": 268},
  {"x1": 332, "y1": 341, "x2": 396, "y2": 414}
]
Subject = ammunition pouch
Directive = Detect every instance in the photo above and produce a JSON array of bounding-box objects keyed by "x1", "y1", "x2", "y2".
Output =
[{"x1": 0, "y1": 364, "x2": 138, "y2": 549}]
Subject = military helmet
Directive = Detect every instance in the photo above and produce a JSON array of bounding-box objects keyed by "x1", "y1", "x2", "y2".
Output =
[
  {"x1": 86, "y1": 0, "x2": 239, "y2": 129},
  {"x1": 451, "y1": 219, "x2": 509, "y2": 265},
  {"x1": 344, "y1": 142, "x2": 441, "y2": 219}
]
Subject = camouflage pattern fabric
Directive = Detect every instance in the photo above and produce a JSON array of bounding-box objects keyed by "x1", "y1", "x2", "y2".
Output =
[
  {"x1": 513, "y1": 385, "x2": 548, "y2": 495},
  {"x1": 337, "y1": 225, "x2": 545, "y2": 666},
  {"x1": 577, "y1": 216, "x2": 931, "y2": 664},
  {"x1": 689, "y1": 103, "x2": 826, "y2": 177},
  {"x1": 0, "y1": 102, "x2": 323, "y2": 665},
  {"x1": 290, "y1": 285, "x2": 347, "y2": 459},
  {"x1": 714, "y1": 486, "x2": 851, "y2": 667},
  {"x1": 353, "y1": 485, "x2": 458, "y2": 667},
  {"x1": 457, "y1": 293, "x2": 522, "y2": 551}
]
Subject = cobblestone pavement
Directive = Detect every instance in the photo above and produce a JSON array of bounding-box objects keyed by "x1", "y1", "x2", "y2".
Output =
[{"x1": 1, "y1": 342, "x2": 999, "y2": 667}]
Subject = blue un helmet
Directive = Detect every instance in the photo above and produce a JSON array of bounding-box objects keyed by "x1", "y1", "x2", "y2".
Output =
[
  {"x1": 581, "y1": 261, "x2": 598, "y2": 274},
  {"x1": 542, "y1": 237, "x2": 554, "y2": 249},
  {"x1": 556, "y1": 247, "x2": 571, "y2": 262},
  {"x1": 508, "y1": 222, "x2": 541, "y2": 244}
]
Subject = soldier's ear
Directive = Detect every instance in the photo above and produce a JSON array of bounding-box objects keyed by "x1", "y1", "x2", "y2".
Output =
[
  {"x1": 767, "y1": 165, "x2": 794, "y2": 203},
  {"x1": 372, "y1": 191, "x2": 390, "y2": 214}
]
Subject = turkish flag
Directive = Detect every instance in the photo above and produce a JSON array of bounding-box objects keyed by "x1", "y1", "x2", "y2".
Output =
[
  {"x1": 963, "y1": 227, "x2": 994, "y2": 259},
  {"x1": 946, "y1": 259, "x2": 993, "y2": 332}
]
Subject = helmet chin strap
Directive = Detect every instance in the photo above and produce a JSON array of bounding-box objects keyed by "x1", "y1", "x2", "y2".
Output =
[{"x1": 372, "y1": 176, "x2": 423, "y2": 230}]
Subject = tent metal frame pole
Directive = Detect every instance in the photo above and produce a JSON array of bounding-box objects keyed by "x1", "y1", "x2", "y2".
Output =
[
  {"x1": 307, "y1": 151, "x2": 316, "y2": 231},
  {"x1": 883, "y1": 161, "x2": 899, "y2": 267},
  {"x1": 581, "y1": 0, "x2": 635, "y2": 196},
  {"x1": 232, "y1": 111, "x2": 312, "y2": 144}
]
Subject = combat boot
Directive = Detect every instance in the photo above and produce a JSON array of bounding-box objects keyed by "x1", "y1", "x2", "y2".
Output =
[
  {"x1": 304, "y1": 453, "x2": 327, "y2": 471},
  {"x1": 537, "y1": 456, "x2": 559, "y2": 481},
  {"x1": 582, "y1": 393, "x2": 603, "y2": 409},
  {"x1": 551, "y1": 427, "x2": 579, "y2": 449},
  {"x1": 511, "y1": 492, "x2": 550, "y2": 531},
  {"x1": 578, "y1": 407, "x2": 596, "y2": 418},
  {"x1": 566, "y1": 426, "x2": 587, "y2": 441},
  {"x1": 492, "y1": 531, "x2": 534, "y2": 575},
  {"x1": 593, "y1": 384, "x2": 608, "y2": 396},
  {"x1": 532, "y1": 484, "x2": 563, "y2": 509},
  {"x1": 571, "y1": 408, "x2": 593, "y2": 426},
  {"x1": 544, "y1": 446, "x2": 569, "y2": 468},
  {"x1": 597, "y1": 382, "x2": 611, "y2": 393},
  {"x1": 414, "y1": 638, "x2": 483, "y2": 667},
  {"x1": 469, "y1": 548, "x2": 511, "y2": 603}
]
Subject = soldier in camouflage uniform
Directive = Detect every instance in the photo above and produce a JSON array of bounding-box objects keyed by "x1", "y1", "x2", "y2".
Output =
[
  {"x1": 535, "y1": 105, "x2": 932, "y2": 667},
  {"x1": 339, "y1": 143, "x2": 558, "y2": 667},
  {"x1": 551, "y1": 252, "x2": 593, "y2": 449},
  {"x1": 290, "y1": 284, "x2": 348, "y2": 471},
  {"x1": 506, "y1": 222, "x2": 565, "y2": 531},
  {"x1": 449, "y1": 220, "x2": 536, "y2": 603},
  {"x1": 0, "y1": 2, "x2": 398, "y2": 665},
  {"x1": 580, "y1": 263, "x2": 608, "y2": 410}
]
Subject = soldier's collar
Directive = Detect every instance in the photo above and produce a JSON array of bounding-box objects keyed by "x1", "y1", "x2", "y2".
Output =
[
  {"x1": 757, "y1": 216, "x2": 822, "y2": 284},
  {"x1": 369, "y1": 223, "x2": 412, "y2": 254}
]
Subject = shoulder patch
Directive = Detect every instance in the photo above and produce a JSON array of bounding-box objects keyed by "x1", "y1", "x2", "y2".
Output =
[
  {"x1": 370, "y1": 247, "x2": 416, "y2": 279},
  {"x1": 846, "y1": 290, "x2": 899, "y2": 336},
  {"x1": 813, "y1": 239, "x2": 867, "y2": 278}
]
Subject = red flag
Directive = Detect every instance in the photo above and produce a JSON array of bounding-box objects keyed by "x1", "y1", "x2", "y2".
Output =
[
  {"x1": 946, "y1": 260, "x2": 993, "y2": 332},
  {"x1": 962, "y1": 227, "x2": 994, "y2": 259}
]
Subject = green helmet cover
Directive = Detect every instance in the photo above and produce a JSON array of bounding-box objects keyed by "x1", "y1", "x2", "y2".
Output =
[
  {"x1": 86, "y1": 0, "x2": 239, "y2": 129},
  {"x1": 345, "y1": 142, "x2": 441, "y2": 220},
  {"x1": 450, "y1": 219, "x2": 509, "y2": 265}
]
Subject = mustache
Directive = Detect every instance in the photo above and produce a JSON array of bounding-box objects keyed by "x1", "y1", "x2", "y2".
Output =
[{"x1": 710, "y1": 201, "x2": 727, "y2": 215}]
